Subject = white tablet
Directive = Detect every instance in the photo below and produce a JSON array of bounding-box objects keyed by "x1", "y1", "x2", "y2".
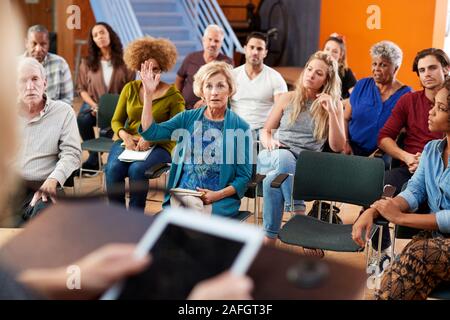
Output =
[{"x1": 101, "y1": 208, "x2": 264, "y2": 300}]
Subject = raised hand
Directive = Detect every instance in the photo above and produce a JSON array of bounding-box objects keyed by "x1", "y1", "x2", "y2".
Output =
[{"x1": 139, "y1": 60, "x2": 160, "y2": 95}]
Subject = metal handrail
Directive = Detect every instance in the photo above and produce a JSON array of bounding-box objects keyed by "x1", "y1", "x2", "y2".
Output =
[
  {"x1": 181, "y1": 0, "x2": 244, "y2": 56},
  {"x1": 89, "y1": 0, "x2": 143, "y2": 46}
]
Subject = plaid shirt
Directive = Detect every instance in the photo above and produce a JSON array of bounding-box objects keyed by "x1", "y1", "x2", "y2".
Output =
[{"x1": 22, "y1": 52, "x2": 74, "y2": 106}]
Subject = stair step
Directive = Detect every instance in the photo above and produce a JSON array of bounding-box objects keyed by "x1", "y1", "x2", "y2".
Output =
[
  {"x1": 130, "y1": 0, "x2": 178, "y2": 12},
  {"x1": 136, "y1": 12, "x2": 184, "y2": 27},
  {"x1": 142, "y1": 26, "x2": 192, "y2": 41}
]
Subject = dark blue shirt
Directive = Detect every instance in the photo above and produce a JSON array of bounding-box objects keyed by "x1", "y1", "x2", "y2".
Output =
[{"x1": 349, "y1": 77, "x2": 412, "y2": 153}]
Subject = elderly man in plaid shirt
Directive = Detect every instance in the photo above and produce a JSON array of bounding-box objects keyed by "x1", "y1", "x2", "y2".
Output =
[{"x1": 22, "y1": 25, "x2": 73, "y2": 106}]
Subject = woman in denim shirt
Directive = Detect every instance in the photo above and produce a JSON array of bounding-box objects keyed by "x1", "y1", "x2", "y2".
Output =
[{"x1": 352, "y1": 79, "x2": 450, "y2": 300}]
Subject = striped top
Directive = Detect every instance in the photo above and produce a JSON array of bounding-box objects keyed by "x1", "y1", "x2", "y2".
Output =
[{"x1": 19, "y1": 98, "x2": 82, "y2": 185}]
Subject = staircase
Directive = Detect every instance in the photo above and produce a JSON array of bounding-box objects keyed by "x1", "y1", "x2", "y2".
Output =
[
  {"x1": 130, "y1": 0, "x2": 201, "y2": 84},
  {"x1": 90, "y1": 0, "x2": 242, "y2": 84}
]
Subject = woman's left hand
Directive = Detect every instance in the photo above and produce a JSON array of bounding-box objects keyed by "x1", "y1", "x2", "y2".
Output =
[
  {"x1": 197, "y1": 188, "x2": 221, "y2": 205},
  {"x1": 135, "y1": 137, "x2": 153, "y2": 151},
  {"x1": 317, "y1": 93, "x2": 336, "y2": 114},
  {"x1": 370, "y1": 198, "x2": 402, "y2": 224}
]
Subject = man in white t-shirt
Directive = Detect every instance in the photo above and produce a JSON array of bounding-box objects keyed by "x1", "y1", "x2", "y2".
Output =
[{"x1": 231, "y1": 32, "x2": 288, "y2": 133}]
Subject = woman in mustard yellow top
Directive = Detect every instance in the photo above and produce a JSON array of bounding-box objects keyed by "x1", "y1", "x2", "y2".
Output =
[{"x1": 105, "y1": 37, "x2": 185, "y2": 211}]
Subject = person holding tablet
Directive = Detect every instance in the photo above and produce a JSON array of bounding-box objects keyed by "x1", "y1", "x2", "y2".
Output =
[
  {"x1": 139, "y1": 61, "x2": 253, "y2": 217},
  {"x1": 0, "y1": 3, "x2": 253, "y2": 300}
]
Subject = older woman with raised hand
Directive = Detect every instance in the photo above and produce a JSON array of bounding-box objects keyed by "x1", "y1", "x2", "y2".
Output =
[
  {"x1": 352, "y1": 78, "x2": 450, "y2": 300},
  {"x1": 323, "y1": 33, "x2": 356, "y2": 99},
  {"x1": 105, "y1": 37, "x2": 185, "y2": 211},
  {"x1": 344, "y1": 41, "x2": 412, "y2": 161},
  {"x1": 77, "y1": 22, "x2": 135, "y2": 172},
  {"x1": 139, "y1": 61, "x2": 253, "y2": 217},
  {"x1": 258, "y1": 51, "x2": 346, "y2": 247}
]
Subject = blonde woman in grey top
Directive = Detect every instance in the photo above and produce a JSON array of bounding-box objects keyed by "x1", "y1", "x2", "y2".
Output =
[{"x1": 258, "y1": 51, "x2": 346, "y2": 247}]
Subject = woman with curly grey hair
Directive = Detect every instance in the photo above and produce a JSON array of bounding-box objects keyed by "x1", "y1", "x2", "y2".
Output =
[
  {"x1": 105, "y1": 37, "x2": 185, "y2": 211},
  {"x1": 344, "y1": 40, "x2": 412, "y2": 162}
]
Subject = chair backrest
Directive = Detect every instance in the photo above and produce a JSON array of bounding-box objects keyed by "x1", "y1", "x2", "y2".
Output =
[
  {"x1": 293, "y1": 151, "x2": 385, "y2": 207},
  {"x1": 98, "y1": 94, "x2": 120, "y2": 130}
]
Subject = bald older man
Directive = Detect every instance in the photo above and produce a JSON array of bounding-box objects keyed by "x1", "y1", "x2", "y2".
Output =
[
  {"x1": 175, "y1": 24, "x2": 233, "y2": 109},
  {"x1": 16, "y1": 57, "x2": 81, "y2": 223}
]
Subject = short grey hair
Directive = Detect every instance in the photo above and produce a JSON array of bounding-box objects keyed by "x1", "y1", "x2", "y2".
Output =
[
  {"x1": 18, "y1": 57, "x2": 46, "y2": 80},
  {"x1": 27, "y1": 25, "x2": 49, "y2": 39},
  {"x1": 203, "y1": 24, "x2": 225, "y2": 39},
  {"x1": 370, "y1": 40, "x2": 403, "y2": 69}
]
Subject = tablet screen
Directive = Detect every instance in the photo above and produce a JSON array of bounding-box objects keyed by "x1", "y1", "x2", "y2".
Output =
[{"x1": 117, "y1": 222, "x2": 244, "y2": 300}]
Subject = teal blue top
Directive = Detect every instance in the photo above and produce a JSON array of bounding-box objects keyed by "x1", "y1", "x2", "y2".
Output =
[{"x1": 139, "y1": 107, "x2": 253, "y2": 217}]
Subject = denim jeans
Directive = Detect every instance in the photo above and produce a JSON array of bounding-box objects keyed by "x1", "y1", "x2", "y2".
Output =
[
  {"x1": 77, "y1": 102, "x2": 97, "y2": 165},
  {"x1": 105, "y1": 141, "x2": 172, "y2": 211},
  {"x1": 257, "y1": 149, "x2": 306, "y2": 238}
]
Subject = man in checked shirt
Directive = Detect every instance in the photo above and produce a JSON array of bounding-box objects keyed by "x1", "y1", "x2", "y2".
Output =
[{"x1": 22, "y1": 25, "x2": 74, "y2": 106}]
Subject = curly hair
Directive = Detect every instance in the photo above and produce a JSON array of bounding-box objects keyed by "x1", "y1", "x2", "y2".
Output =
[
  {"x1": 86, "y1": 22, "x2": 125, "y2": 72},
  {"x1": 370, "y1": 40, "x2": 403, "y2": 69},
  {"x1": 444, "y1": 76, "x2": 450, "y2": 125},
  {"x1": 124, "y1": 36, "x2": 178, "y2": 72}
]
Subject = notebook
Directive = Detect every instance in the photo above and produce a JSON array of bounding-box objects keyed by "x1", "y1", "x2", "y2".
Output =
[
  {"x1": 118, "y1": 147, "x2": 154, "y2": 162},
  {"x1": 169, "y1": 188, "x2": 204, "y2": 197}
]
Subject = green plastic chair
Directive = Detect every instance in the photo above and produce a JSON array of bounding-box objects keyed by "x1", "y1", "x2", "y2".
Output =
[
  {"x1": 79, "y1": 94, "x2": 119, "y2": 185},
  {"x1": 278, "y1": 151, "x2": 385, "y2": 252}
]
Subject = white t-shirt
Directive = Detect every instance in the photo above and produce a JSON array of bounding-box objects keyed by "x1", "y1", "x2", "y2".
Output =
[
  {"x1": 231, "y1": 64, "x2": 287, "y2": 130},
  {"x1": 101, "y1": 60, "x2": 113, "y2": 90}
]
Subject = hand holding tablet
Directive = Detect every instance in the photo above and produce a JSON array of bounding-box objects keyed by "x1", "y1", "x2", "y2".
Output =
[{"x1": 101, "y1": 208, "x2": 264, "y2": 300}]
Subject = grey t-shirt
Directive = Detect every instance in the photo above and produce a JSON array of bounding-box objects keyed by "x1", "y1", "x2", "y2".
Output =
[{"x1": 277, "y1": 100, "x2": 326, "y2": 157}]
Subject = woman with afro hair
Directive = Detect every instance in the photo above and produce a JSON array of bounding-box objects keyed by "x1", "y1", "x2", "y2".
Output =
[{"x1": 105, "y1": 36, "x2": 185, "y2": 211}]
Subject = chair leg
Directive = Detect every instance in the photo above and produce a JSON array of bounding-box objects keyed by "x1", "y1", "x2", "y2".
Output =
[
  {"x1": 377, "y1": 225, "x2": 383, "y2": 271},
  {"x1": 78, "y1": 166, "x2": 83, "y2": 194},
  {"x1": 318, "y1": 201, "x2": 322, "y2": 221},
  {"x1": 391, "y1": 226, "x2": 397, "y2": 259}
]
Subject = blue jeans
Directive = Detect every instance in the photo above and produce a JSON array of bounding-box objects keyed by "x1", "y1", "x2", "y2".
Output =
[
  {"x1": 77, "y1": 102, "x2": 97, "y2": 165},
  {"x1": 105, "y1": 141, "x2": 172, "y2": 211},
  {"x1": 257, "y1": 149, "x2": 306, "y2": 238}
]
